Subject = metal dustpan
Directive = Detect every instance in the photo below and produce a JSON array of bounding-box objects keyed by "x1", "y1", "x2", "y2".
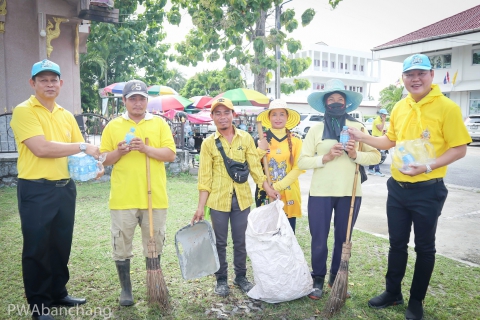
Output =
[{"x1": 175, "y1": 220, "x2": 220, "y2": 280}]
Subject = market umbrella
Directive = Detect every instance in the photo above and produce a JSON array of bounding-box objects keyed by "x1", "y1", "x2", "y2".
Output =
[
  {"x1": 204, "y1": 88, "x2": 270, "y2": 108},
  {"x1": 188, "y1": 96, "x2": 212, "y2": 109},
  {"x1": 147, "y1": 95, "x2": 193, "y2": 113},
  {"x1": 103, "y1": 82, "x2": 127, "y2": 95},
  {"x1": 147, "y1": 85, "x2": 179, "y2": 96}
]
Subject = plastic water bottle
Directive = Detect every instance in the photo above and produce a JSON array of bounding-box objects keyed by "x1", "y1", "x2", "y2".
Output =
[
  {"x1": 398, "y1": 146, "x2": 415, "y2": 171},
  {"x1": 339, "y1": 126, "x2": 350, "y2": 149},
  {"x1": 125, "y1": 127, "x2": 135, "y2": 145},
  {"x1": 68, "y1": 153, "x2": 100, "y2": 181}
]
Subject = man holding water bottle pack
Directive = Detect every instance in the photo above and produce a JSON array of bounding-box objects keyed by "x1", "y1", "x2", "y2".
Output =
[{"x1": 348, "y1": 54, "x2": 472, "y2": 320}]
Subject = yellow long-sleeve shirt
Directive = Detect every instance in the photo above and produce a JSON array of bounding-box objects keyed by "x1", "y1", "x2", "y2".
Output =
[
  {"x1": 198, "y1": 127, "x2": 266, "y2": 211},
  {"x1": 298, "y1": 120, "x2": 380, "y2": 197}
]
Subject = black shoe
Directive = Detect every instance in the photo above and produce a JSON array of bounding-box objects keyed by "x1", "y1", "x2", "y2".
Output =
[
  {"x1": 308, "y1": 276, "x2": 325, "y2": 300},
  {"x1": 368, "y1": 291, "x2": 404, "y2": 309},
  {"x1": 32, "y1": 315, "x2": 54, "y2": 320},
  {"x1": 214, "y1": 277, "x2": 230, "y2": 297},
  {"x1": 52, "y1": 295, "x2": 86, "y2": 307},
  {"x1": 234, "y1": 275, "x2": 254, "y2": 293},
  {"x1": 405, "y1": 299, "x2": 424, "y2": 320}
]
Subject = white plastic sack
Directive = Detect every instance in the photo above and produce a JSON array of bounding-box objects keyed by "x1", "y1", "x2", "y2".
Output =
[{"x1": 246, "y1": 200, "x2": 313, "y2": 303}]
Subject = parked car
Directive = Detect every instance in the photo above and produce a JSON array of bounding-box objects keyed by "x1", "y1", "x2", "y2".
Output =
[
  {"x1": 292, "y1": 113, "x2": 324, "y2": 138},
  {"x1": 465, "y1": 114, "x2": 480, "y2": 143},
  {"x1": 364, "y1": 118, "x2": 374, "y2": 134}
]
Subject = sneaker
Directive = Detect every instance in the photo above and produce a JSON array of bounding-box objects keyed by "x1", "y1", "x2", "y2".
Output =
[
  {"x1": 214, "y1": 278, "x2": 229, "y2": 297},
  {"x1": 405, "y1": 299, "x2": 424, "y2": 320},
  {"x1": 233, "y1": 275, "x2": 254, "y2": 293},
  {"x1": 374, "y1": 171, "x2": 385, "y2": 177},
  {"x1": 368, "y1": 291, "x2": 404, "y2": 309},
  {"x1": 367, "y1": 169, "x2": 375, "y2": 175}
]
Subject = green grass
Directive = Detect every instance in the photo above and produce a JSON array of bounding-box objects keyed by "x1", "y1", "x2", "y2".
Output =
[{"x1": 0, "y1": 176, "x2": 479, "y2": 320}]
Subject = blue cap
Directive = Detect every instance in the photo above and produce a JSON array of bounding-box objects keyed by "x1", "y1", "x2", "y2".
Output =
[
  {"x1": 31, "y1": 59, "x2": 61, "y2": 77},
  {"x1": 402, "y1": 54, "x2": 432, "y2": 73},
  {"x1": 378, "y1": 108, "x2": 389, "y2": 115}
]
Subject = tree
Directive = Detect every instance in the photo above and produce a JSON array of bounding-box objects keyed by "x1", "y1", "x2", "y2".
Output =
[
  {"x1": 168, "y1": 0, "x2": 343, "y2": 95},
  {"x1": 80, "y1": 0, "x2": 172, "y2": 113},
  {"x1": 180, "y1": 69, "x2": 243, "y2": 98},
  {"x1": 379, "y1": 84, "x2": 404, "y2": 113},
  {"x1": 166, "y1": 68, "x2": 187, "y2": 93}
]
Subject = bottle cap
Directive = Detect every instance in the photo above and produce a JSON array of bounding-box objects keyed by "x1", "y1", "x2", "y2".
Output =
[{"x1": 343, "y1": 125, "x2": 348, "y2": 130}]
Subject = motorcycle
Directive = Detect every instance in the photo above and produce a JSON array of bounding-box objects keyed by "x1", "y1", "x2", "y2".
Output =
[{"x1": 379, "y1": 149, "x2": 389, "y2": 165}]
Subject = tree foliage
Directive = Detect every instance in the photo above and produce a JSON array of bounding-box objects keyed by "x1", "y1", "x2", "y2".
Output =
[
  {"x1": 180, "y1": 69, "x2": 244, "y2": 98},
  {"x1": 168, "y1": 0, "x2": 341, "y2": 95},
  {"x1": 379, "y1": 84, "x2": 404, "y2": 113},
  {"x1": 80, "y1": 0, "x2": 172, "y2": 112}
]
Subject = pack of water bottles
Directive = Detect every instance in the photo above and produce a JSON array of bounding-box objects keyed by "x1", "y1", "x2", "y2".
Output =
[
  {"x1": 68, "y1": 153, "x2": 106, "y2": 182},
  {"x1": 392, "y1": 139, "x2": 436, "y2": 172}
]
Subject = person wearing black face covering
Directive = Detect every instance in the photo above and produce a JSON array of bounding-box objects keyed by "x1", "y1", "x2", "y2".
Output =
[{"x1": 298, "y1": 79, "x2": 380, "y2": 300}]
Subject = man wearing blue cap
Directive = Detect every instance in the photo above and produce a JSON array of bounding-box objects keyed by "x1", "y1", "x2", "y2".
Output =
[
  {"x1": 10, "y1": 59, "x2": 101, "y2": 319},
  {"x1": 348, "y1": 54, "x2": 471, "y2": 320}
]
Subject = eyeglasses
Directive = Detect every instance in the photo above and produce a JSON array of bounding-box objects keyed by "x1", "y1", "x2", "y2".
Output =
[{"x1": 403, "y1": 71, "x2": 431, "y2": 79}]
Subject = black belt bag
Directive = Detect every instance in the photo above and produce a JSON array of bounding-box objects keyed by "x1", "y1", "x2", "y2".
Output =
[{"x1": 215, "y1": 138, "x2": 249, "y2": 184}]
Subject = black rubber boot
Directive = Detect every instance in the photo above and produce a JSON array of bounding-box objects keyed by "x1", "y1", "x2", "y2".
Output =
[
  {"x1": 308, "y1": 276, "x2": 325, "y2": 300},
  {"x1": 115, "y1": 260, "x2": 134, "y2": 306},
  {"x1": 328, "y1": 273, "x2": 336, "y2": 288}
]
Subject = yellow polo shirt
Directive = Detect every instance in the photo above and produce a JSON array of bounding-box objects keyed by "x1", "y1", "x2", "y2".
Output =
[
  {"x1": 10, "y1": 95, "x2": 84, "y2": 180},
  {"x1": 371, "y1": 116, "x2": 384, "y2": 137},
  {"x1": 386, "y1": 84, "x2": 472, "y2": 182},
  {"x1": 198, "y1": 126, "x2": 266, "y2": 212},
  {"x1": 100, "y1": 113, "x2": 176, "y2": 209}
]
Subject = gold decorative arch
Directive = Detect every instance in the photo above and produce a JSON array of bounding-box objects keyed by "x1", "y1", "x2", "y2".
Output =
[{"x1": 46, "y1": 17, "x2": 68, "y2": 57}]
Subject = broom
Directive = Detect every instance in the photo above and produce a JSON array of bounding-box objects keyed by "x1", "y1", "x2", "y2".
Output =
[
  {"x1": 145, "y1": 137, "x2": 170, "y2": 309},
  {"x1": 256, "y1": 121, "x2": 274, "y2": 202},
  {"x1": 323, "y1": 128, "x2": 364, "y2": 317}
]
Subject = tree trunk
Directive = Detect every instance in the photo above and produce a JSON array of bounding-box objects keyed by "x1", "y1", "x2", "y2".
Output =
[{"x1": 253, "y1": 10, "x2": 267, "y2": 95}]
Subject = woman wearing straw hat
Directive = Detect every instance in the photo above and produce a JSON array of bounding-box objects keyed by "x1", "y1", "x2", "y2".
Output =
[
  {"x1": 298, "y1": 79, "x2": 380, "y2": 300},
  {"x1": 256, "y1": 99, "x2": 304, "y2": 233}
]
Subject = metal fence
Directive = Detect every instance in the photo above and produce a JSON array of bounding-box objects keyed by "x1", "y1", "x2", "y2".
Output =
[{"x1": 0, "y1": 113, "x2": 16, "y2": 153}]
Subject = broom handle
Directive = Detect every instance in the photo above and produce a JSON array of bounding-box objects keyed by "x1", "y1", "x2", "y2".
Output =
[
  {"x1": 345, "y1": 127, "x2": 364, "y2": 243},
  {"x1": 146, "y1": 137, "x2": 154, "y2": 238},
  {"x1": 256, "y1": 121, "x2": 273, "y2": 201}
]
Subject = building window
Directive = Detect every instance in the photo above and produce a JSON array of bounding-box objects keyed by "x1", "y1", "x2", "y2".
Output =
[
  {"x1": 314, "y1": 59, "x2": 320, "y2": 66},
  {"x1": 358, "y1": 87, "x2": 363, "y2": 93},
  {"x1": 345, "y1": 63, "x2": 348, "y2": 69},
  {"x1": 428, "y1": 54, "x2": 452, "y2": 69},
  {"x1": 349, "y1": 86, "x2": 354, "y2": 91},
  {"x1": 360, "y1": 65, "x2": 364, "y2": 72},
  {"x1": 353, "y1": 64, "x2": 357, "y2": 71},
  {"x1": 313, "y1": 83, "x2": 323, "y2": 90},
  {"x1": 321, "y1": 83, "x2": 325, "y2": 89},
  {"x1": 470, "y1": 91, "x2": 480, "y2": 114},
  {"x1": 340, "y1": 62, "x2": 344, "y2": 69},
  {"x1": 331, "y1": 61, "x2": 335, "y2": 68},
  {"x1": 266, "y1": 88, "x2": 271, "y2": 93},
  {"x1": 322, "y1": 60, "x2": 328, "y2": 67},
  {"x1": 473, "y1": 50, "x2": 480, "y2": 65}
]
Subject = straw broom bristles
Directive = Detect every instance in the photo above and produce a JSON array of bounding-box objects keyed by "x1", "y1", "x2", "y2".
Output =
[
  {"x1": 323, "y1": 242, "x2": 352, "y2": 317},
  {"x1": 146, "y1": 239, "x2": 170, "y2": 309}
]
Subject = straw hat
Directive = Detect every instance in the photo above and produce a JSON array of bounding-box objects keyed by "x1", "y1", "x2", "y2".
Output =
[
  {"x1": 307, "y1": 79, "x2": 363, "y2": 114},
  {"x1": 256, "y1": 99, "x2": 301, "y2": 130}
]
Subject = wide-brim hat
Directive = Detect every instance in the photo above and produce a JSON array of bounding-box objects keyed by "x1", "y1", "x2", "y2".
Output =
[
  {"x1": 256, "y1": 99, "x2": 301, "y2": 130},
  {"x1": 307, "y1": 79, "x2": 363, "y2": 114}
]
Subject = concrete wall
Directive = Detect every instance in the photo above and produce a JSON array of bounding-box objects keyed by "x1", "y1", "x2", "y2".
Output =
[{"x1": 1, "y1": 0, "x2": 83, "y2": 114}]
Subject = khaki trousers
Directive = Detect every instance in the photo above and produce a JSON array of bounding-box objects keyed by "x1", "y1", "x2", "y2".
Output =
[{"x1": 110, "y1": 209, "x2": 167, "y2": 261}]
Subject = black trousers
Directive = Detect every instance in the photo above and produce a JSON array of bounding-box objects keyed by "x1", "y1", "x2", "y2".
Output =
[
  {"x1": 17, "y1": 179, "x2": 77, "y2": 315},
  {"x1": 385, "y1": 177, "x2": 448, "y2": 301}
]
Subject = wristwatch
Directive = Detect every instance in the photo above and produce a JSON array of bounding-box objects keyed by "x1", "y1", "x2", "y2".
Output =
[
  {"x1": 425, "y1": 164, "x2": 432, "y2": 174},
  {"x1": 79, "y1": 142, "x2": 87, "y2": 153}
]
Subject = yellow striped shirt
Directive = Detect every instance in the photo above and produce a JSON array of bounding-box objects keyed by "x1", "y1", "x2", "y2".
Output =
[{"x1": 198, "y1": 127, "x2": 266, "y2": 211}]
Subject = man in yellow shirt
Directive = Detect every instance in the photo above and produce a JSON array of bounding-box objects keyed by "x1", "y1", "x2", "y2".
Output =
[
  {"x1": 100, "y1": 80, "x2": 176, "y2": 306},
  {"x1": 349, "y1": 54, "x2": 471, "y2": 320},
  {"x1": 10, "y1": 59, "x2": 100, "y2": 320},
  {"x1": 367, "y1": 108, "x2": 389, "y2": 176},
  {"x1": 191, "y1": 98, "x2": 279, "y2": 297}
]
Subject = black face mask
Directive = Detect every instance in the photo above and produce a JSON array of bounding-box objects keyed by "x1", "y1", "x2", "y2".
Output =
[{"x1": 325, "y1": 102, "x2": 346, "y2": 116}]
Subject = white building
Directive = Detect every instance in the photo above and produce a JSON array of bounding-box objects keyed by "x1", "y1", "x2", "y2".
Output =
[
  {"x1": 372, "y1": 5, "x2": 480, "y2": 118},
  {"x1": 246, "y1": 42, "x2": 381, "y2": 115}
]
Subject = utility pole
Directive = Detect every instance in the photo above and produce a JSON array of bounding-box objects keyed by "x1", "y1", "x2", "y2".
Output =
[{"x1": 275, "y1": 0, "x2": 292, "y2": 99}]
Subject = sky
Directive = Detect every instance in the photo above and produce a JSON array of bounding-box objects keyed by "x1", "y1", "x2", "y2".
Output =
[{"x1": 162, "y1": 0, "x2": 480, "y2": 100}]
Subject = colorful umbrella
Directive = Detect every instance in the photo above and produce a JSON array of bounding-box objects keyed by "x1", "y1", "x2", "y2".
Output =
[
  {"x1": 147, "y1": 95, "x2": 193, "y2": 113},
  {"x1": 204, "y1": 88, "x2": 270, "y2": 108},
  {"x1": 188, "y1": 96, "x2": 212, "y2": 109},
  {"x1": 103, "y1": 82, "x2": 127, "y2": 95},
  {"x1": 147, "y1": 85, "x2": 178, "y2": 96}
]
